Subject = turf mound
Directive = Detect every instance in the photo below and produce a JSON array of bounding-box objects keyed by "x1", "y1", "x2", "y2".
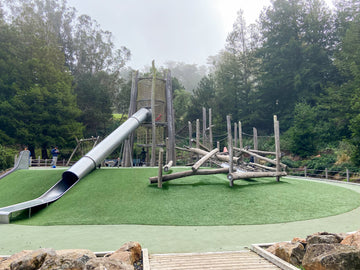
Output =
[{"x1": 1, "y1": 168, "x2": 360, "y2": 226}]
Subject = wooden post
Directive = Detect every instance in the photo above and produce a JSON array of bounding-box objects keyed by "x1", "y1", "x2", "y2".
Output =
[
  {"x1": 304, "y1": 166, "x2": 307, "y2": 177},
  {"x1": 150, "y1": 61, "x2": 157, "y2": 167},
  {"x1": 239, "y1": 121, "x2": 243, "y2": 149},
  {"x1": 188, "y1": 121, "x2": 193, "y2": 163},
  {"x1": 346, "y1": 168, "x2": 349, "y2": 182},
  {"x1": 217, "y1": 141, "x2": 220, "y2": 151},
  {"x1": 227, "y1": 115, "x2": 233, "y2": 179},
  {"x1": 274, "y1": 115, "x2": 281, "y2": 181},
  {"x1": 196, "y1": 119, "x2": 200, "y2": 159},
  {"x1": 158, "y1": 149, "x2": 163, "y2": 188},
  {"x1": 253, "y1": 127, "x2": 258, "y2": 163},
  {"x1": 202, "y1": 107, "x2": 207, "y2": 147},
  {"x1": 165, "y1": 70, "x2": 176, "y2": 164},
  {"x1": 209, "y1": 108, "x2": 213, "y2": 150},
  {"x1": 38, "y1": 156, "x2": 41, "y2": 166},
  {"x1": 234, "y1": 123, "x2": 238, "y2": 149},
  {"x1": 325, "y1": 168, "x2": 328, "y2": 179}
]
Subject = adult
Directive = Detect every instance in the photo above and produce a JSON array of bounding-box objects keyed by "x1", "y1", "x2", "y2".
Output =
[{"x1": 51, "y1": 146, "x2": 60, "y2": 168}]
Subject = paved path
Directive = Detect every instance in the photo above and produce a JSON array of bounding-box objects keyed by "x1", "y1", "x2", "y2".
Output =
[{"x1": 1, "y1": 177, "x2": 360, "y2": 256}]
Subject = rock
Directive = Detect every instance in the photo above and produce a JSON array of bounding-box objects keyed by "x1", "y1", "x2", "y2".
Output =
[
  {"x1": 85, "y1": 257, "x2": 133, "y2": 270},
  {"x1": 10, "y1": 248, "x2": 56, "y2": 270},
  {"x1": 302, "y1": 243, "x2": 360, "y2": 270},
  {"x1": 266, "y1": 242, "x2": 288, "y2": 254},
  {"x1": 0, "y1": 251, "x2": 33, "y2": 270},
  {"x1": 39, "y1": 249, "x2": 96, "y2": 270},
  {"x1": 306, "y1": 232, "x2": 343, "y2": 245},
  {"x1": 267, "y1": 241, "x2": 305, "y2": 266},
  {"x1": 108, "y1": 241, "x2": 142, "y2": 265},
  {"x1": 341, "y1": 231, "x2": 360, "y2": 248}
]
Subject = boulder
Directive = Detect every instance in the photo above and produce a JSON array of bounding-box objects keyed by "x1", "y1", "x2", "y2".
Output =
[
  {"x1": 267, "y1": 241, "x2": 305, "y2": 266},
  {"x1": 85, "y1": 257, "x2": 133, "y2": 270},
  {"x1": 306, "y1": 232, "x2": 343, "y2": 245},
  {"x1": 39, "y1": 249, "x2": 96, "y2": 270},
  {"x1": 10, "y1": 248, "x2": 56, "y2": 270},
  {"x1": 341, "y1": 231, "x2": 360, "y2": 248},
  {"x1": 302, "y1": 243, "x2": 360, "y2": 270},
  {"x1": 108, "y1": 241, "x2": 142, "y2": 265},
  {"x1": 0, "y1": 251, "x2": 33, "y2": 270}
]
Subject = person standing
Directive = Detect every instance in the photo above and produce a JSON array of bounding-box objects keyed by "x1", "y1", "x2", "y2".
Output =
[{"x1": 51, "y1": 146, "x2": 59, "y2": 168}]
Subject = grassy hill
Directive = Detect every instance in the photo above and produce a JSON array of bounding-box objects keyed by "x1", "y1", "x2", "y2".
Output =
[{"x1": 1, "y1": 167, "x2": 360, "y2": 226}]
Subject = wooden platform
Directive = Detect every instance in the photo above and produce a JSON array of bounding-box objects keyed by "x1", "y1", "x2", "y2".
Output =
[{"x1": 147, "y1": 250, "x2": 281, "y2": 270}]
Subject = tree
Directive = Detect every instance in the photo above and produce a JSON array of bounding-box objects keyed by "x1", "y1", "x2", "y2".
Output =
[
  {"x1": 257, "y1": 0, "x2": 335, "y2": 131},
  {"x1": 285, "y1": 102, "x2": 319, "y2": 157},
  {"x1": 0, "y1": 0, "x2": 83, "y2": 157}
]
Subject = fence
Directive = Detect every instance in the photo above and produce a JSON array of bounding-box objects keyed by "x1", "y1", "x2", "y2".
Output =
[
  {"x1": 29, "y1": 157, "x2": 68, "y2": 167},
  {"x1": 287, "y1": 166, "x2": 360, "y2": 182}
]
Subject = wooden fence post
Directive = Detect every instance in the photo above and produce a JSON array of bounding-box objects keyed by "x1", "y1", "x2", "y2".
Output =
[
  {"x1": 346, "y1": 168, "x2": 349, "y2": 182},
  {"x1": 196, "y1": 119, "x2": 200, "y2": 159},
  {"x1": 325, "y1": 168, "x2": 328, "y2": 179},
  {"x1": 304, "y1": 166, "x2": 307, "y2": 177},
  {"x1": 239, "y1": 121, "x2": 243, "y2": 149}
]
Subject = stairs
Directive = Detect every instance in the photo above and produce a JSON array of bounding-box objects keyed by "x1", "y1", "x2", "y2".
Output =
[{"x1": 148, "y1": 250, "x2": 281, "y2": 270}]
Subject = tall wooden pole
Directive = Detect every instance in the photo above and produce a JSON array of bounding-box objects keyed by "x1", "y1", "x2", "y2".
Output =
[
  {"x1": 188, "y1": 121, "x2": 193, "y2": 163},
  {"x1": 158, "y1": 148, "x2": 164, "y2": 188},
  {"x1": 239, "y1": 121, "x2": 243, "y2": 149},
  {"x1": 274, "y1": 115, "x2": 281, "y2": 182},
  {"x1": 150, "y1": 60, "x2": 157, "y2": 166},
  {"x1": 227, "y1": 115, "x2": 233, "y2": 186},
  {"x1": 165, "y1": 70, "x2": 176, "y2": 163},
  {"x1": 202, "y1": 107, "x2": 206, "y2": 147},
  {"x1": 253, "y1": 127, "x2": 258, "y2": 163},
  {"x1": 234, "y1": 122, "x2": 238, "y2": 149},
  {"x1": 209, "y1": 108, "x2": 213, "y2": 150},
  {"x1": 196, "y1": 119, "x2": 200, "y2": 159}
]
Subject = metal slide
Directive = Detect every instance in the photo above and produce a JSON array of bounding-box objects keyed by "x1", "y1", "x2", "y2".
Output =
[{"x1": 0, "y1": 108, "x2": 151, "y2": 224}]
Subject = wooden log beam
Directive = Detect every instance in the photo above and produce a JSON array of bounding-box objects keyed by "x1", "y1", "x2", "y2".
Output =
[
  {"x1": 188, "y1": 147, "x2": 240, "y2": 164},
  {"x1": 249, "y1": 162, "x2": 277, "y2": 171},
  {"x1": 227, "y1": 171, "x2": 287, "y2": 181},
  {"x1": 149, "y1": 168, "x2": 229, "y2": 184},
  {"x1": 233, "y1": 147, "x2": 286, "y2": 168},
  {"x1": 163, "y1": 160, "x2": 173, "y2": 172},
  {"x1": 192, "y1": 148, "x2": 219, "y2": 172}
]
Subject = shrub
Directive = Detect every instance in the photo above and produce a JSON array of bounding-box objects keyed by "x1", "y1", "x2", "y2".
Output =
[{"x1": 0, "y1": 145, "x2": 18, "y2": 171}]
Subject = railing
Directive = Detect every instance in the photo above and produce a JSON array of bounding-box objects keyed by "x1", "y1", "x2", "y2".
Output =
[
  {"x1": 287, "y1": 166, "x2": 360, "y2": 182},
  {"x1": 29, "y1": 157, "x2": 69, "y2": 167}
]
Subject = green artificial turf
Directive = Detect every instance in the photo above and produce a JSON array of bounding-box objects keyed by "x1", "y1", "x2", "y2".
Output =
[
  {"x1": 0, "y1": 169, "x2": 65, "y2": 207},
  {"x1": 1, "y1": 168, "x2": 360, "y2": 226}
]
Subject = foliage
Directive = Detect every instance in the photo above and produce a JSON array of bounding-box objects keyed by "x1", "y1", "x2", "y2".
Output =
[
  {"x1": 0, "y1": 145, "x2": 17, "y2": 170},
  {"x1": 284, "y1": 102, "x2": 318, "y2": 157}
]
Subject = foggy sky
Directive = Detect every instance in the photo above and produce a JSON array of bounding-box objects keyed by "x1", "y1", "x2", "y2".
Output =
[{"x1": 66, "y1": 0, "x2": 332, "y2": 70}]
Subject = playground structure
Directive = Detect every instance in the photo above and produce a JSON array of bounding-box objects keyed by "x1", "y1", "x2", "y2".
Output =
[
  {"x1": 121, "y1": 61, "x2": 176, "y2": 167},
  {"x1": 149, "y1": 111, "x2": 287, "y2": 187},
  {"x1": 0, "y1": 61, "x2": 286, "y2": 223},
  {"x1": 0, "y1": 62, "x2": 175, "y2": 223}
]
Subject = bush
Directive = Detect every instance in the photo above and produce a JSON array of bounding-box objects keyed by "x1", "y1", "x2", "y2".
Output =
[{"x1": 0, "y1": 145, "x2": 18, "y2": 171}]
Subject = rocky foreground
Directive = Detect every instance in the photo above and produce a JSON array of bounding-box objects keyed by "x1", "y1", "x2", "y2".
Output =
[
  {"x1": 0, "y1": 241, "x2": 142, "y2": 270},
  {"x1": 267, "y1": 230, "x2": 360, "y2": 270}
]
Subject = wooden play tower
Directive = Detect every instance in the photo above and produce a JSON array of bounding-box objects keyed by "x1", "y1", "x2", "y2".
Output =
[{"x1": 121, "y1": 62, "x2": 176, "y2": 167}]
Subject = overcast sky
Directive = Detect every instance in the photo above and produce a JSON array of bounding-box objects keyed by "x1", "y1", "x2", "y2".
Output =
[{"x1": 66, "y1": 0, "x2": 332, "y2": 70}]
